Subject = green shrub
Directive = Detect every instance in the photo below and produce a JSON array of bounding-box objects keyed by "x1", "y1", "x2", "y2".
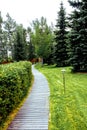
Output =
[{"x1": 0, "y1": 61, "x2": 32, "y2": 126}]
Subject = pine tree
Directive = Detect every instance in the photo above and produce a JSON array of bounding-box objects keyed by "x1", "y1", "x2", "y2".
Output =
[
  {"x1": 0, "y1": 11, "x2": 3, "y2": 59},
  {"x1": 54, "y1": 2, "x2": 68, "y2": 67},
  {"x1": 68, "y1": 0, "x2": 87, "y2": 72},
  {"x1": 0, "y1": 12, "x2": 7, "y2": 59},
  {"x1": 28, "y1": 40, "x2": 36, "y2": 61},
  {"x1": 4, "y1": 13, "x2": 16, "y2": 59},
  {"x1": 14, "y1": 25, "x2": 27, "y2": 61}
]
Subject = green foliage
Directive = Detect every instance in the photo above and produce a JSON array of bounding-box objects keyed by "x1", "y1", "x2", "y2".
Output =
[
  {"x1": 30, "y1": 17, "x2": 54, "y2": 63},
  {"x1": 14, "y1": 25, "x2": 27, "y2": 61},
  {"x1": 68, "y1": 0, "x2": 87, "y2": 72},
  {"x1": 54, "y1": 2, "x2": 68, "y2": 67},
  {"x1": 0, "y1": 12, "x2": 7, "y2": 59},
  {"x1": 0, "y1": 61, "x2": 32, "y2": 126},
  {"x1": 28, "y1": 41, "x2": 36, "y2": 60},
  {"x1": 4, "y1": 13, "x2": 17, "y2": 59},
  {"x1": 36, "y1": 64, "x2": 87, "y2": 130}
]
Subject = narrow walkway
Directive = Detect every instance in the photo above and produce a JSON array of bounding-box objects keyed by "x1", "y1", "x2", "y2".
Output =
[{"x1": 7, "y1": 65, "x2": 50, "y2": 130}]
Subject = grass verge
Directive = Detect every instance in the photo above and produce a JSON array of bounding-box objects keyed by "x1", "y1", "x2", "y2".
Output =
[{"x1": 35, "y1": 63, "x2": 87, "y2": 130}]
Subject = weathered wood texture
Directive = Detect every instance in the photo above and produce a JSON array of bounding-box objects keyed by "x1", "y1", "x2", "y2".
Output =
[{"x1": 7, "y1": 65, "x2": 50, "y2": 130}]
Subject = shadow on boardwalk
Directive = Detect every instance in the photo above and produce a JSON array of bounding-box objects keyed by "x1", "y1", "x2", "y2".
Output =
[{"x1": 7, "y1": 65, "x2": 50, "y2": 130}]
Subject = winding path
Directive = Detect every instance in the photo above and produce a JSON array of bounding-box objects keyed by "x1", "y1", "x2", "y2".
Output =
[{"x1": 7, "y1": 65, "x2": 50, "y2": 130}]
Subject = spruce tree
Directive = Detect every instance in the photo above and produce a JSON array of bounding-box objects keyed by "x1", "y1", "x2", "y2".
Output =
[
  {"x1": 14, "y1": 25, "x2": 26, "y2": 61},
  {"x1": 54, "y1": 2, "x2": 68, "y2": 67},
  {"x1": 28, "y1": 40, "x2": 36, "y2": 61},
  {"x1": 0, "y1": 12, "x2": 7, "y2": 59},
  {"x1": 68, "y1": 0, "x2": 87, "y2": 72},
  {"x1": 0, "y1": 11, "x2": 3, "y2": 59},
  {"x1": 4, "y1": 13, "x2": 17, "y2": 59}
]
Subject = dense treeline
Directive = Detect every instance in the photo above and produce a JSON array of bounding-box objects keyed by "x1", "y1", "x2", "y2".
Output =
[
  {"x1": 54, "y1": 0, "x2": 87, "y2": 72},
  {"x1": 0, "y1": 0, "x2": 87, "y2": 72},
  {"x1": 0, "y1": 12, "x2": 54, "y2": 64}
]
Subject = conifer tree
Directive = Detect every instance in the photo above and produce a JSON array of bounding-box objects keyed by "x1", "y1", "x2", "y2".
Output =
[
  {"x1": 28, "y1": 40, "x2": 36, "y2": 61},
  {"x1": 0, "y1": 12, "x2": 7, "y2": 59},
  {"x1": 68, "y1": 0, "x2": 87, "y2": 72},
  {"x1": 4, "y1": 13, "x2": 16, "y2": 47},
  {"x1": 0, "y1": 11, "x2": 3, "y2": 59},
  {"x1": 54, "y1": 2, "x2": 68, "y2": 67},
  {"x1": 14, "y1": 25, "x2": 27, "y2": 61},
  {"x1": 4, "y1": 13, "x2": 16, "y2": 59}
]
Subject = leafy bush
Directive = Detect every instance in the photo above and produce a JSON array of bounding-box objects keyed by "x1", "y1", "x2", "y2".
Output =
[{"x1": 0, "y1": 61, "x2": 32, "y2": 126}]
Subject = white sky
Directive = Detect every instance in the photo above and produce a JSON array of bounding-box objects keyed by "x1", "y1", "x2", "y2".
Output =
[{"x1": 0, "y1": 0, "x2": 72, "y2": 28}]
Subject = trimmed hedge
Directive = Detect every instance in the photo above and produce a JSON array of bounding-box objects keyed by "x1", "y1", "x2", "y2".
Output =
[{"x1": 0, "y1": 61, "x2": 32, "y2": 126}]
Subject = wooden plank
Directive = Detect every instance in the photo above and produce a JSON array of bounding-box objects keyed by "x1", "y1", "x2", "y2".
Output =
[{"x1": 7, "y1": 65, "x2": 50, "y2": 130}]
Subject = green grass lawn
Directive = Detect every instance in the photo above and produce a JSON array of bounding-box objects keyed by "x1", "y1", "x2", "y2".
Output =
[{"x1": 35, "y1": 64, "x2": 87, "y2": 130}]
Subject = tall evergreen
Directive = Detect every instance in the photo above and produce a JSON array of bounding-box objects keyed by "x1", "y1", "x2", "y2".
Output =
[
  {"x1": 54, "y1": 2, "x2": 68, "y2": 67},
  {"x1": 14, "y1": 25, "x2": 27, "y2": 61},
  {"x1": 68, "y1": 0, "x2": 87, "y2": 72},
  {"x1": 4, "y1": 13, "x2": 16, "y2": 47},
  {"x1": 0, "y1": 12, "x2": 7, "y2": 59},
  {"x1": 0, "y1": 11, "x2": 3, "y2": 59},
  {"x1": 4, "y1": 13, "x2": 16, "y2": 59},
  {"x1": 28, "y1": 40, "x2": 36, "y2": 61}
]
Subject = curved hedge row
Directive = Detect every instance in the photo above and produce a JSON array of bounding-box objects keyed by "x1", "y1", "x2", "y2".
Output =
[{"x1": 0, "y1": 61, "x2": 32, "y2": 126}]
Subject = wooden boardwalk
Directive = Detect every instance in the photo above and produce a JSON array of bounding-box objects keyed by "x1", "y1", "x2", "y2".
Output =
[{"x1": 7, "y1": 65, "x2": 50, "y2": 130}]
